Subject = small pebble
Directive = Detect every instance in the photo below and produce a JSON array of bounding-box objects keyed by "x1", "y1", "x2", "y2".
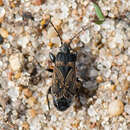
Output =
[
  {"x1": 51, "y1": 17, "x2": 62, "y2": 27},
  {"x1": 8, "y1": 87, "x2": 19, "y2": 101},
  {"x1": 80, "y1": 30, "x2": 91, "y2": 44},
  {"x1": 14, "y1": 72, "x2": 21, "y2": 79},
  {"x1": 124, "y1": 105, "x2": 130, "y2": 115},
  {"x1": 10, "y1": 2, "x2": 16, "y2": 8},
  {"x1": 32, "y1": 0, "x2": 45, "y2": 5},
  {"x1": 89, "y1": 122, "x2": 97, "y2": 129},
  {"x1": 71, "y1": 121, "x2": 80, "y2": 128},
  {"x1": 0, "y1": 96, "x2": 9, "y2": 109},
  {"x1": 0, "y1": 28, "x2": 8, "y2": 38},
  {"x1": 109, "y1": 85, "x2": 116, "y2": 91},
  {"x1": 17, "y1": 36, "x2": 30, "y2": 49},
  {"x1": 28, "y1": 109, "x2": 37, "y2": 118},
  {"x1": 18, "y1": 85, "x2": 23, "y2": 94},
  {"x1": 0, "y1": 0, "x2": 3, "y2": 6},
  {"x1": 108, "y1": 100, "x2": 124, "y2": 117},
  {"x1": 47, "y1": 27, "x2": 57, "y2": 39},
  {"x1": 0, "y1": 17, "x2": 3, "y2": 23},
  {"x1": 27, "y1": 96, "x2": 37, "y2": 107},
  {"x1": 122, "y1": 80, "x2": 129, "y2": 91},
  {"x1": 23, "y1": 88, "x2": 32, "y2": 98},
  {"x1": 22, "y1": 122, "x2": 30, "y2": 130},
  {"x1": 9, "y1": 53, "x2": 24, "y2": 72},
  {"x1": 48, "y1": 42, "x2": 55, "y2": 48},
  {"x1": 8, "y1": 71, "x2": 13, "y2": 80},
  {"x1": 0, "y1": 7, "x2": 5, "y2": 18},
  {"x1": 96, "y1": 75, "x2": 103, "y2": 83}
]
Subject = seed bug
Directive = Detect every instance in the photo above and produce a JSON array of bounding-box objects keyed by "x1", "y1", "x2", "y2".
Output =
[{"x1": 47, "y1": 20, "x2": 90, "y2": 111}]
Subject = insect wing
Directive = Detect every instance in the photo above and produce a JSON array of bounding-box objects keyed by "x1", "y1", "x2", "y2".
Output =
[
  {"x1": 65, "y1": 68, "x2": 75, "y2": 85},
  {"x1": 52, "y1": 67, "x2": 65, "y2": 97},
  {"x1": 65, "y1": 68, "x2": 76, "y2": 97},
  {"x1": 54, "y1": 66, "x2": 64, "y2": 83}
]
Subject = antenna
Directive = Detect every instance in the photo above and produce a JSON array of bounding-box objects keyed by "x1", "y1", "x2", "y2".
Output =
[
  {"x1": 49, "y1": 20, "x2": 63, "y2": 45},
  {"x1": 68, "y1": 25, "x2": 91, "y2": 45},
  {"x1": 49, "y1": 16, "x2": 92, "y2": 46}
]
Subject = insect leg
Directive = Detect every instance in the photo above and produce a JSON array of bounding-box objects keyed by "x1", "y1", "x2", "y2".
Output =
[
  {"x1": 49, "y1": 52, "x2": 55, "y2": 63},
  {"x1": 47, "y1": 86, "x2": 52, "y2": 110}
]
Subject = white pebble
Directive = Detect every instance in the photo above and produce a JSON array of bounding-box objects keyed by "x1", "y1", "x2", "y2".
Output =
[
  {"x1": 7, "y1": 35, "x2": 14, "y2": 42},
  {"x1": 30, "y1": 118, "x2": 41, "y2": 130},
  {"x1": 108, "y1": 100, "x2": 124, "y2": 117},
  {"x1": 3, "y1": 43, "x2": 10, "y2": 49},
  {"x1": 94, "y1": 24, "x2": 101, "y2": 31},
  {"x1": 8, "y1": 81, "x2": 15, "y2": 87},
  {"x1": 127, "y1": 76, "x2": 130, "y2": 81},
  {"x1": 0, "y1": 61, "x2": 3, "y2": 67},
  {"x1": 116, "y1": 56, "x2": 123, "y2": 65},
  {"x1": 9, "y1": 53, "x2": 24, "y2": 72},
  {"x1": 8, "y1": 87, "x2": 19, "y2": 102},
  {"x1": 103, "y1": 60, "x2": 112, "y2": 69},
  {"x1": 127, "y1": 47, "x2": 130, "y2": 56},
  {"x1": 80, "y1": 30, "x2": 91, "y2": 44},
  {"x1": 104, "y1": 69, "x2": 111, "y2": 78},
  {"x1": 108, "y1": 41, "x2": 116, "y2": 49},
  {"x1": 124, "y1": 105, "x2": 130, "y2": 115},
  {"x1": 51, "y1": 115, "x2": 57, "y2": 122},
  {"x1": 0, "y1": 7, "x2": 5, "y2": 18},
  {"x1": 88, "y1": 105, "x2": 97, "y2": 116},
  {"x1": 15, "y1": 15, "x2": 23, "y2": 22},
  {"x1": 17, "y1": 36, "x2": 30, "y2": 48}
]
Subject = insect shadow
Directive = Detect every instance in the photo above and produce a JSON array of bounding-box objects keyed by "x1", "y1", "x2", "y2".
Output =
[{"x1": 75, "y1": 47, "x2": 98, "y2": 111}]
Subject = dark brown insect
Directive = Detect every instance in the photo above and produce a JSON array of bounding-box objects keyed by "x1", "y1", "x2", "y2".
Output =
[{"x1": 47, "y1": 21, "x2": 88, "y2": 111}]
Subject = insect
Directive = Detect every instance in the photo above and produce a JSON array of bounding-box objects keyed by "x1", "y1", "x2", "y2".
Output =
[{"x1": 46, "y1": 20, "x2": 89, "y2": 111}]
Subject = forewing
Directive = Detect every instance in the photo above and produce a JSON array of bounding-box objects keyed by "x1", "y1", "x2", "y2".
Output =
[
  {"x1": 52, "y1": 66, "x2": 64, "y2": 98},
  {"x1": 65, "y1": 68, "x2": 76, "y2": 95},
  {"x1": 54, "y1": 66, "x2": 64, "y2": 83}
]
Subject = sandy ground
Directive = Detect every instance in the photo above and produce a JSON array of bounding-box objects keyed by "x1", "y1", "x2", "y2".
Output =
[{"x1": 0, "y1": 0, "x2": 129, "y2": 130}]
